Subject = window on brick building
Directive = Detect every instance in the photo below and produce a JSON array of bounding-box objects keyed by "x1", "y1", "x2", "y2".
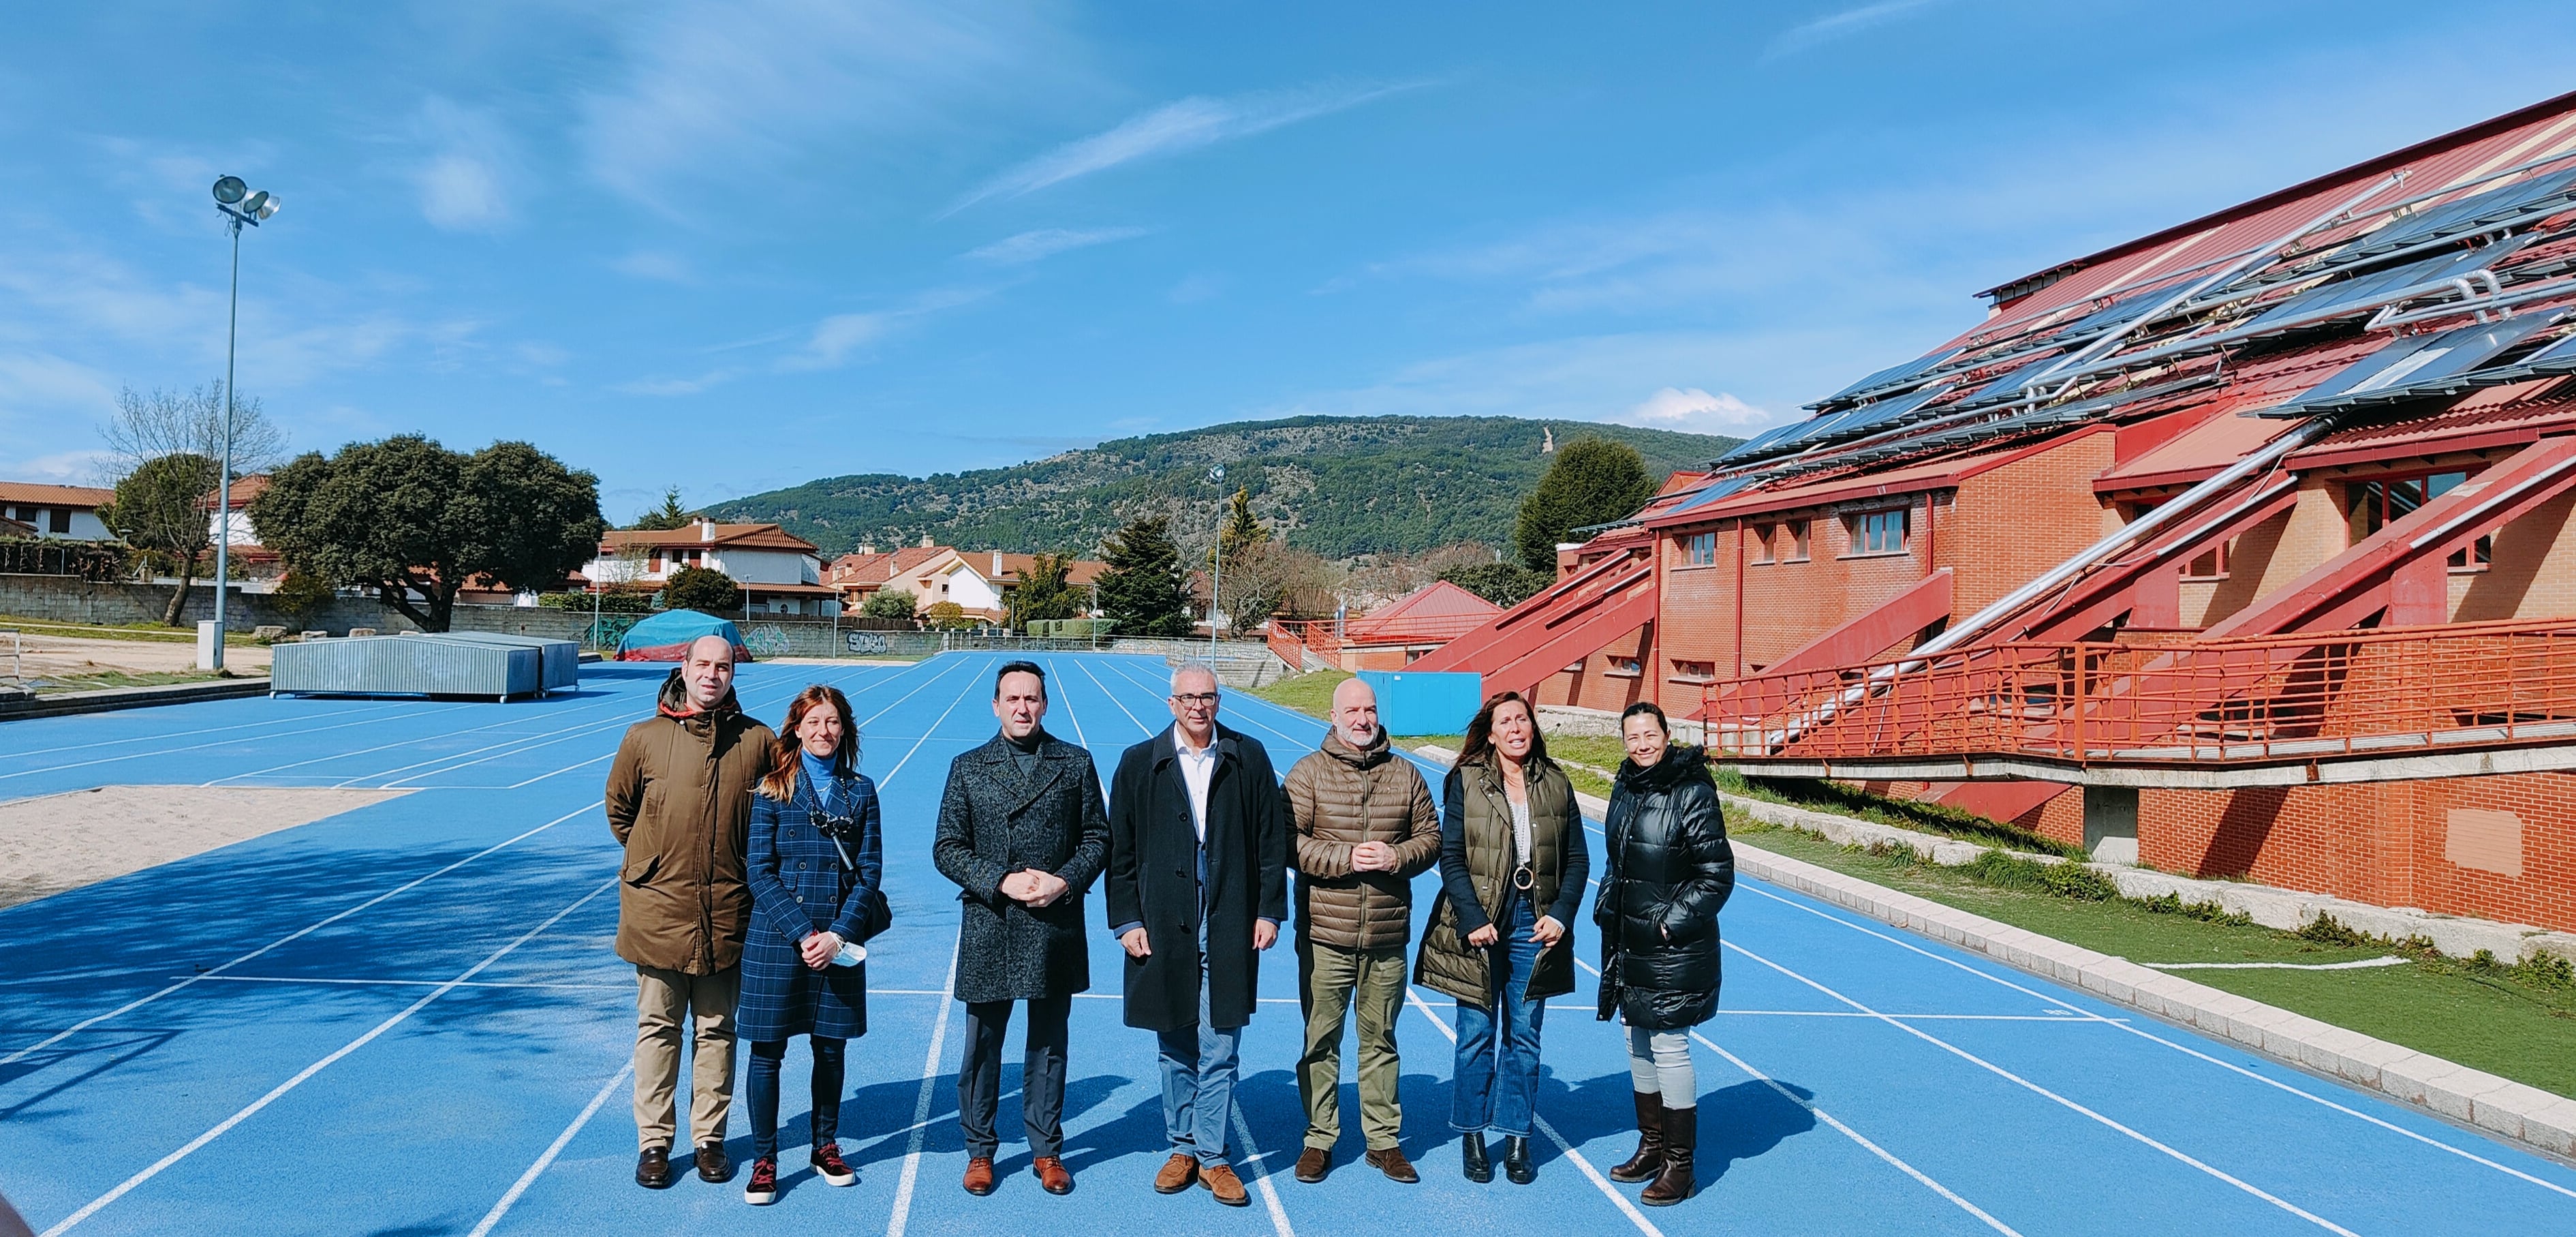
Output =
[
  {"x1": 1844, "y1": 508, "x2": 1907, "y2": 556},
  {"x1": 1747, "y1": 525, "x2": 1772, "y2": 564},
  {"x1": 1784, "y1": 519, "x2": 1810, "y2": 562},
  {"x1": 1605, "y1": 656, "x2": 1643, "y2": 677},
  {"x1": 1682, "y1": 530, "x2": 1720, "y2": 566},
  {"x1": 2348, "y1": 469, "x2": 2492, "y2": 570},
  {"x1": 1670, "y1": 659, "x2": 1716, "y2": 682},
  {"x1": 2181, "y1": 538, "x2": 2234, "y2": 580}
]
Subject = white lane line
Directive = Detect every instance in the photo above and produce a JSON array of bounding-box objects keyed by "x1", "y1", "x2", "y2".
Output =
[
  {"x1": 1069, "y1": 657, "x2": 1150, "y2": 731},
  {"x1": 1564, "y1": 954, "x2": 2021, "y2": 1234},
  {"x1": 40, "y1": 876, "x2": 617, "y2": 1236},
  {"x1": 858, "y1": 654, "x2": 976, "y2": 730},
  {"x1": 208, "y1": 700, "x2": 616, "y2": 787},
  {"x1": 1036, "y1": 654, "x2": 1089, "y2": 748},
  {"x1": 1738, "y1": 885, "x2": 2576, "y2": 1201},
  {"x1": 886, "y1": 947, "x2": 962, "y2": 1237},
  {"x1": 2137, "y1": 957, "x2": 2409, "y2": 971},
  {"x1": 0, "y1": 801, "x2": 600, "y2": 1068},
  {"x1": 0, "y1": 703, "x2": 479, "y2": 785},
  {"x1": 1232, "y1": 1101, "x2": 1297, "y2": 1237},
  {"x1": 1726, "y1": 939, "x2": 2361, "y2": 1236},
  {"x1": 179, "y1": 975, "x2": 633, "y2": 994},
  {"x1": 1399, "y1": 988, "x2": 1664, "y2": 1237},
  {"x1": 466, "y1": 1060, "x2": 632, "y2": 1237},
  {"x1": 0, "y1": 700, "x2": 405, "y2": 761}
]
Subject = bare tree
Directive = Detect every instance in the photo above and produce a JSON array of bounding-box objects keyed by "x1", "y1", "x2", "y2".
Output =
[{"x1": 96, "y1": 385, "x2": 288, "y2": 626}]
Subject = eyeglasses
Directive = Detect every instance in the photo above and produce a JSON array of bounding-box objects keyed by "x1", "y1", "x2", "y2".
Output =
[{"x1": 1170, "y1": 692, "x2": 1220, "y2": 707}]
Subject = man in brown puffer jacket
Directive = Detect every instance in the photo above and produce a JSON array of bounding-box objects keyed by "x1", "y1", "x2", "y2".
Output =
[
  {"x1": 1284, "y1": 676, "x2": 1440, "y2": 1184},
  {"x1": 607, "y1": 635, "x2": 775, "y2": 1191}
]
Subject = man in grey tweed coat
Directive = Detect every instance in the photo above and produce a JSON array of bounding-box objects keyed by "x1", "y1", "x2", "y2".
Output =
[{"x1": 933, "y1": 660, "x2": 1110, "y2": 1198}]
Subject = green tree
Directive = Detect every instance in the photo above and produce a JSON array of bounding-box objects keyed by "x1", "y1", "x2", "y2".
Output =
[
  {"x1": 661, "y1": 565, "x2": 742, "y2": 614},
  {"x1": 97, "y1": 450, "x2": 221, "y2": 626},
  {"x1": 1215, "y1": 487, "x2": 1270, "y2": 565},
  {"x1": 1012, "y1": 552, "x2": 1083, "y2": 629},
  {"x1": 1096, "y1": 515, "x2": 1193, "y2": 638},
  {"x1": 1513, "y1": 436, "x2": 1658, "y2": 571},
  {"x1": 860, "y1": 587, "x2": 918, "y2": 620},
  {"x1": 269, "y1": 569, "x2": 337, "y2": 628},
  {"x1": 628, "y1": 486, "x2": 696, "y2": 531},
  {"x1": 922, "y1": 600, "x2": 972, "y2": 630},
  {"x1": 250, "y1": 435, "x2": 606, "y2": 632},
  {"x1": 1438, "y1": 560, "x2": 1553, "y2": 608}
]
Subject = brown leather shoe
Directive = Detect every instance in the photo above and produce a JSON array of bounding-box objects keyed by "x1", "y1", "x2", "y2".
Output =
[
  {"x1": 1153, "y1": 1152, "x2": 1199, "y2": 1194},
  {"x1": 635, "y1": 1146, "x2": 672, "y2": 1189},
  {"x1": 694, "y1": 1142, "x2": 732, "y2": 1184},
  {"x1": 1294, "y1": 1146, "x2": 1331, "y2": 1183},
  {"x1": 1365, "y1": 1146, "x2": 1420, "y2": 1184},
  {"x1": 1033, "y1": 1155, "x2": 1073, "y2": 1195},
  {"x1": 1202, "y1": 1163, "x2": 1250, "y2": 1206},
  {"x1": 962, "y1": 1156, "x2": 997, "y2": 1196}
]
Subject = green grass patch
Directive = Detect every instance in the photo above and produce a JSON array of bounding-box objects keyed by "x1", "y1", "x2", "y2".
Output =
[
  {"x1": 1737, "y1": 820, "x2": 2576, "y2": 1099},
  {"x1": 1246, "y1": 669, "x2": 1352, "y2": 720}
]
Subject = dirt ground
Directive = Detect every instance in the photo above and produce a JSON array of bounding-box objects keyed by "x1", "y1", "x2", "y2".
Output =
[
  {"x1": 0, "y1": 785, "x2": 402, "y2": 908},
  {"x1": 3, "y1": 632, "x2": 272, "y2": 681}
]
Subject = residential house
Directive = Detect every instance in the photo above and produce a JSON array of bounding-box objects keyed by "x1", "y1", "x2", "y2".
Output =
[
  {"x1": 589, "y1": 518, "x2": 838, "y2": 615},
  {"x1": 0, "y1": 482, "x2": 116, "y2": 540}
]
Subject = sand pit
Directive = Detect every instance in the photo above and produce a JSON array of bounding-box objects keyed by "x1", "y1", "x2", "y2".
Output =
[
  {"x1": 5, "y1": 632, "x2": 273, "y2": 681},
  {"x1": 0, "y1": 785, "x2": 405, "y2": 908}
]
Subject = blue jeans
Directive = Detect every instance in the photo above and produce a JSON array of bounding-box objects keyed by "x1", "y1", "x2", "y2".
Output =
[
  {"x1": 1156, "y1": 918, "x2": 1245, "y2": 1167},
  {"x1": 1452, "y1": 899, "x2": 1545, "y2": 1138},
  {"x1": 746, "y1": 1035, "x2": 844, "y2": 1161}
]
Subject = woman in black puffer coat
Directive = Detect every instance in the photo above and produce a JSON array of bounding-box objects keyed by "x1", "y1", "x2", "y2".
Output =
[{"x1": 1594, "y1": 701, "x2": 1734, "y2": 1207}]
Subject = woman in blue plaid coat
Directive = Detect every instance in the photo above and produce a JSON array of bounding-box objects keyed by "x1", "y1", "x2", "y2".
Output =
[{"x1": 739, "y1": 684, "x2": 890, "y2": 1205}]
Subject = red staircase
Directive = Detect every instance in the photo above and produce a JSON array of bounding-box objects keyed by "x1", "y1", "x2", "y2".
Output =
[{"x1": 1409, "y1": 549, "x2": 1658, "y2": 700}]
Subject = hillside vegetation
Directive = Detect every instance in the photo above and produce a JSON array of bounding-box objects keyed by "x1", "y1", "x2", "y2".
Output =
[{"x1": 711, "y1": 415, "x2": 1738, "y2": 560}]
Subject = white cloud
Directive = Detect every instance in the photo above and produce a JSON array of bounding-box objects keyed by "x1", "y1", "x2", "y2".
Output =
[
  {"x1": 0, "y1": 448, "x2": 117, "y2": 486},
  {"x1": 411, "y1": 97, "x2": 517, "y2": 232},
  {"x1": 779, "y1": 286, "x2": 990, "y2": 371},
  {"x1": 611, "y1": 251, "x2": 694, "y2": 282},
  {"x1": 614, "y1": 369, "x2": 740, "y2": 397},
  {"x1": 952, "y1": 80, "x2": 1431, "y2": 211},
  {"x1": 1764, "y1": 0, "x2": 1951, "y2": 61},
  {"x1": 579, "y1": 0, "x2": 1071, "y2": 211},
  {"x1": 963, "y1": 226, "x2": 1150, "y2": 265},
  {"x1": 1610, "y1": 387, "x2": 1780, "y2": 436}
]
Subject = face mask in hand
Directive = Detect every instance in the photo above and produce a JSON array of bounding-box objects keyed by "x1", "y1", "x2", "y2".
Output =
[{"x1": 832, "y1": 940, "x2": 867, "y2": 968}]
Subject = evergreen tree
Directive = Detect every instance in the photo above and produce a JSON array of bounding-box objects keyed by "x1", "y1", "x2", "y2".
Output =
[
  {"x1": 1012, "y1": 551, "x2": 1083, "y2": 628},
  {"x1": 1215, "y1": 487, "x2": 1269, "y2": 564},
  {"x1": 1096, "y1": 515, "x2": 1193, "y2": 637},
  {"x1": 1438, "y1": 560, "x2": 1553, "y2": 607},
  {"x1": 1512, "y1": 436, "x2": 1657, "y2": 571},
  {"x1": 660, "y1": 565, "x2": 741, "y2": 614},
  {"x1": 629, "y1": 487, "x2": 696, "y2": 531}
]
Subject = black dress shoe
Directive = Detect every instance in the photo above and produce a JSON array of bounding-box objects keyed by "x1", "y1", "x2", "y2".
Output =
[
  {"x1": 636, "y1": 1146, "x2": 673, "y2": 1189},
  {"x1": 1461, "y1": 1132, "x2": 1492, "y2": 1182},
  {"x1": 1503, "y1": 1135, "x2": 1536, "y2": 1185},
  {"x1": 696, "y1": 1142, "x2": 732, "y2": 1183}
]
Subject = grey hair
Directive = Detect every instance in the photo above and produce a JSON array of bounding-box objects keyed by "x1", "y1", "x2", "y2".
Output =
[{"x1": 1170, "y1": 660, "x2": 1220, "y2": 692}]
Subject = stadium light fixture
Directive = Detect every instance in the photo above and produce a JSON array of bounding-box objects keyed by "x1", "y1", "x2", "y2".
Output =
[{"x1": 206, "y1": 175, "x2": 281, "y2": 669}]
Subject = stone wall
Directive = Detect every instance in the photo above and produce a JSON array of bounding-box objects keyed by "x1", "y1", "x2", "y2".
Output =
[{"x1": 0, "y1": 574, "x2": 389, "y2": 633}]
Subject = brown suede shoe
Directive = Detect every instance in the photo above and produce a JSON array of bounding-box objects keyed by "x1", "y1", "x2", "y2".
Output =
[
  {"x1": 1033, "y1": 1155, "x2": 1074, "y2": 1195},
  {"x1": 1365, "y1": 1147, "x2": 1421, "y2": 1184},
  {"x1": 1202, "y1": 1163, "x2": 1250, "y2": 1207},
  {"x1": 1153, "y1": 1152, "x2": 1199, "y2": 1194},
  {"x1": 962, "y1": 1156, "x2": 997, "y2": 1196},
  {"x1": 1294, "y1": 1146, "x2": 1331, "y2": 1183}
]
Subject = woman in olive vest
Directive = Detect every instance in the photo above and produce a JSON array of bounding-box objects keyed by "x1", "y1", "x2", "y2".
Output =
[{"x1": 1414, "y1": 690, "x2": 1589, "y2": 1185}]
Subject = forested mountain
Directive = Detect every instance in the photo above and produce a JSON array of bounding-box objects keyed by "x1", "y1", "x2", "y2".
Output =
[{"x1": 711, "y1": 415, "x2": 1740, "y2": 560}]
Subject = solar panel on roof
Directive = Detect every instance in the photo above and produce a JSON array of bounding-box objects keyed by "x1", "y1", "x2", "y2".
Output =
[
  {"x1": 2350, "y1": 168, "x2": 2576, "y2": 261},
  {"x1": 2244, "y1": 235, "x2": 2532, "y2": 334},
  {"x1": 1664, "y1": 473, "x2": 1760, "y2": 516},
  {"x1": 1711, "y1": 420, "x2": 1807, "y2": 463},
  {"x1": 2483, "y1": 329, "x2": 2576, "y2": 383},
  {"x1": 2257, "y1": 312, "x2": 2564, "y2": 417},
  {"x1": 1801, "y1": 382, "x2": 1952, "y2": 446},
  {"x1": 1810, "y1": 348, "x2": 1960, "y2": 408}
]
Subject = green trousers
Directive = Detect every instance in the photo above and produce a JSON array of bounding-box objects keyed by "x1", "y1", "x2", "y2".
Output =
[{"x1": 1297, "y1": 940, "x2": 1408, "y2": 1151}]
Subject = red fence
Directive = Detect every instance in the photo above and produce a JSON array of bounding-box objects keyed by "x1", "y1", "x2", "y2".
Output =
[{"x1": 1704, "y1": 618, "x2": 2576, "y2": 769}]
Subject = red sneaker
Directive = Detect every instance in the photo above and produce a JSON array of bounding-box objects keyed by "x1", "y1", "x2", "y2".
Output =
[
  {"x1": 812, "y1": 1143, "x2": 857, "y2": 1187},
  {"x1": 743, "y1": 1157, "x2": 778, "y2": 1206}
]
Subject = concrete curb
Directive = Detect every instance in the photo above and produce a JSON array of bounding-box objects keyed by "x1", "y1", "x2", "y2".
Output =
[
  {"x1": 1405, "y1": 742, "x2": 2576, "y2": 1159},
  {"x1": 0, "y1": 677, "x2": 270, "y2": 722}
]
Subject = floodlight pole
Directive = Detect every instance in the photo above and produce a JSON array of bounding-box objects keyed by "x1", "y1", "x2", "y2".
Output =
[
  {"x1": 1207, "y1": 465, "x2": 1225, "y2": 665},
  {"x1": 212, "y1": 215, "x2": 243, "y2": 671}
]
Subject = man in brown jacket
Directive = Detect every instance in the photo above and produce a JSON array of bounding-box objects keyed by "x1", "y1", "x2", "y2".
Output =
[
  {"x1": 607, "y1": 634, "x2": 775, "y2": 1191},
  {"x1": 1285, "y1": 676, "x2": 1440, "y2": 1184}
]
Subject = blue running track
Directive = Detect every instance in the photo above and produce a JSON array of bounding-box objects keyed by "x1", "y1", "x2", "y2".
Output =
[{"x1": 3, "y1": 652, "x2": 2573, "y2": 1235}]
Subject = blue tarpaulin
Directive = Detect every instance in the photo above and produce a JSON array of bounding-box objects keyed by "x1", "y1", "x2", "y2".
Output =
[{"x1": 615, "y1": 611, "x2": 753, "y2": 662}]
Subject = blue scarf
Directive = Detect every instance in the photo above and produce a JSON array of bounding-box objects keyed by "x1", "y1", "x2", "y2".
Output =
[{"x1": 801, "y1": 750, "x2": 850, "y2": 816}]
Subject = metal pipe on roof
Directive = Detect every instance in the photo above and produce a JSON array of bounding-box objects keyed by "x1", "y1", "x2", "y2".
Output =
[
  {"x1": 2368, "y1": 271, "x2": 2576, "y2": 331},
  {"x1": 2021, "y1": 173, "x2": 2412, "y2": 401}
]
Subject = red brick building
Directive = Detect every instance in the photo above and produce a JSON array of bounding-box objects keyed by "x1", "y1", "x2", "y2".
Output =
[{"x1": 1418, "y1": 91, "x2": 2576, "y2": 932}]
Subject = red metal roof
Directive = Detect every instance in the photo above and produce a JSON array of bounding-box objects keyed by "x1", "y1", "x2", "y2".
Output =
[
  {"x1": 1344, "y1": 580, "x2": 1503, "y2": 645},
  {"x1": 602, "y1": 521, "x2": 820, "y2": 554},
  {"x1": 2291, "y1": 380, "x2": 2576, "y2": 471},
  {"x1": 1649, "y1": 429, "x2": 2104, "y2": 528},
  {"x1": 0, "y1": 481, "x2": 112, "y2": 507},
  {"x1": 2094, "y1": 411, "x2": 2301, "y2": 494}
]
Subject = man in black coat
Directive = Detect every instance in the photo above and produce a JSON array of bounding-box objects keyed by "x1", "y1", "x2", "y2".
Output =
[
  {"x1": 933, "y1": 660, "x2": 1109, "y2": 1199},
  {"x1": 1106, "y1": 662, "x2": 1288, "y2": 1208}
]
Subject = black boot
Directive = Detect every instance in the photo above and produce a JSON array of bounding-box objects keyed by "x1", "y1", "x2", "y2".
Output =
[
  {"x1": 1641, "y1": 1105, "x2": 1695, "y2": 1206},
  {"x1": 1461, "y1": 1132, "x2": 1492, "y2": 1182},
  {"x1": 1502, "y1": 1135, "x2": 1535, "y2": 1185},
  {"x1": 1609, "y1": 1091, "x2": 1664, "y2": 1182}
]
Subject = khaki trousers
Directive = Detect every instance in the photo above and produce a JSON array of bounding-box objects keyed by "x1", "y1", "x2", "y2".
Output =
[
  {"x1": 1297, "y1": 941, "x2": 1407, "y2": 1151},
  {"x1": 633, "y1": 964, "x2": 740, "y2": 1151}
]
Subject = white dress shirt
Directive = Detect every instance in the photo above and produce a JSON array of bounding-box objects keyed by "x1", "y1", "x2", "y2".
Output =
[{"x1": 1175, "y1": 729, "x2": 1218, "y2": 843}]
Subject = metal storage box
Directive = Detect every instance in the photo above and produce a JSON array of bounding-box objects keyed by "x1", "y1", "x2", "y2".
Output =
[
  {"x1": 271, "y1": 634, "x2": 544, "y2": 701},
  {"x1": 429, "y1": 631, "x2": 581, "y2": 692}
]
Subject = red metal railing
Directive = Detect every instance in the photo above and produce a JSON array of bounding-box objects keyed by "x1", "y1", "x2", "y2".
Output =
[
  {"x1": 1267, "y1": 620, "x2": 1345, "y2": 667},
  {"x1": 1704, "y1": 618, "x2": 2576, "y2": 769}
]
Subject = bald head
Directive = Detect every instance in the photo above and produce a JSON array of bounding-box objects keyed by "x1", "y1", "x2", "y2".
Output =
[
  {"x1": 1330, "y1": 676, "x2": 1380, "y2": 749},
  {"x1": 682, "y1": 635, "x2": 735, "y2": 710}
]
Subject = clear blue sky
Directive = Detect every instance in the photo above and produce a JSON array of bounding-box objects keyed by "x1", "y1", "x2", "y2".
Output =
[{"x1": 5, "y1": 1, "x2": 2573, "y2": 521}]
